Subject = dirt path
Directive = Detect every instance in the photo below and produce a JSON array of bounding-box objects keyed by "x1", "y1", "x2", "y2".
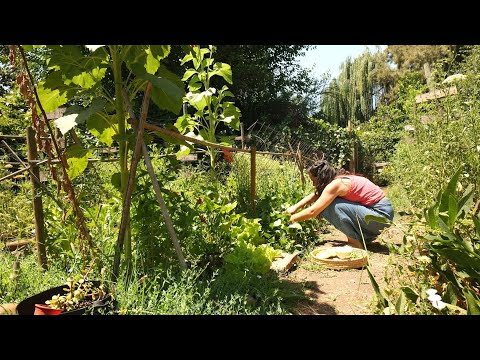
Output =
[{"x1": 284, "y1": 224, "x2": 404, "y2": 315}]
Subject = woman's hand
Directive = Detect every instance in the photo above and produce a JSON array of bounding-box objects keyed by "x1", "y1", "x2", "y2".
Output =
[{"x1": 285, "y1": 206, "x2": 296, "y2": 215}]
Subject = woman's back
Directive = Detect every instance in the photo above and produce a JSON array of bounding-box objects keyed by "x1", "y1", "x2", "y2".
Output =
[{"x1": 338, "y1": 175, "x2": 385, "y2": 206}]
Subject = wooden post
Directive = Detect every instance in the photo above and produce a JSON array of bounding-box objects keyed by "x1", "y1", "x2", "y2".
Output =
[
  {"x1": 250, "y1": 146, "x2": 256, "y2": 214},
  {"x1": 289, "y1": 142, "x2": 305, "y2": 187},
  {"x1": 297, "y1": 144, "x2": 306, "y2": 187},
  {"x1": 26, "y1": 127, "x2": 47, "y2": 270},
  {"x1": 240, "y1": 123, "x2": 245, "y2": 149},
  {"x1": 424, "y1": 62, "x2": 434, "y2": 92}
]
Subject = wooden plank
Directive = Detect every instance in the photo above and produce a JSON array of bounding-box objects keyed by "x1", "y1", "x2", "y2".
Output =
[
  {"x1": 5, "y1": 239, "x2": 35, "y2": 251},
  {"x1": 178, "y1": 154, "x2": 197, "y2": 161},
  {"x1": 0, "y1": 303, "x2": 18, "y2": 315},
  {"x1": 271, "y1": 252, "x2": 299, "y2": 272},
  {"x1": 415, "y1": 86, "x2": 457, "y2": 103},
  {"x1": 46, "y1": 107, "x2": 66, "y2": 120},
  {"x1": 374, "y1": 162, "x2": 390, "y2": 168}
]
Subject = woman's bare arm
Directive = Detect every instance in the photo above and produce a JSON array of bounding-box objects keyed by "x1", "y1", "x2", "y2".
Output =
[
  {"x1": 289, "y1": 179, "x2": 347, "y2": 223},
  {"x1": 286, "y1": 192, "x2": 318, "y2": 214}
]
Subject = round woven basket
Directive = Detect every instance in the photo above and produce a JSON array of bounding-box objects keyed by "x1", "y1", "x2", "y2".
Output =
[{"x1": 310, "y1": 247, "x2": 368, "y2": 270}]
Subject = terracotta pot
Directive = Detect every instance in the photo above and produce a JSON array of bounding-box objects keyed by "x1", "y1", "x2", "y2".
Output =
[{"x1": 33, "y1": 303, "x2": 63, "y2": 315}]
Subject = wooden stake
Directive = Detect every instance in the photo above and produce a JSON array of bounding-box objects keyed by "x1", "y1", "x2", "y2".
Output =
[
  {"x1": 240, "y1": 122, "x2": 245, "y2": 149},
  {"x1": 26, "y1": 127, "x2": 47, "y2": 270},
  {"x1": 142, "y1": 142, "x2": 187, "y2": 269},
  {"x1": 122, "y1": 88, "x2": 187, "y2": 270},
  {"x1": 112, "y1": 82, "x2": 152, "y2": 280},
  {"x1": 297, "y1": 143, "x2": 306, "y2": 187}
]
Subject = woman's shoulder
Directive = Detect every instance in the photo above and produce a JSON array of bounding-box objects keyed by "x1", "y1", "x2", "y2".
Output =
[{"x1": 330, "y1": 177, "x2": 351, "y2": 194}]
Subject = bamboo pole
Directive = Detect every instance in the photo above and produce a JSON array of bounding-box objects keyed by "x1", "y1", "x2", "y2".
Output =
[
  {"x1": 26, "y1": 127, "x2": 47, "y2": 270},
  {"x1": 123, "y1": 89, "x2": 187, "y2": 270},
  {"x1": 112, "y1": 82, "x2": 152, "y2": 281},
  {"x1": 1, "y1": 140, "x2": 64, "y2": 211},
  {"x1": 127, "y1": 119, "x2": 295, "y2": 157},
  {"x1": 0, "y1": 134, "x2": 25, "y2": 140},
  {"x1": 0, "y1": 158, "x2": 119, "y2": 184},
  {"x1": 142, "y1": 142, "x2": 187, "y2": 269}
]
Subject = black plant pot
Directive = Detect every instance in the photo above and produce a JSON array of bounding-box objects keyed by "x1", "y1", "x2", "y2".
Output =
[{"x1": 17, "y1": 280, "x2": 116, "y2": 315}]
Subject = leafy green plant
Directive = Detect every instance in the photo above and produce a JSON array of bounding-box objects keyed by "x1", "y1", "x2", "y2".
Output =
[
  {"x1": 45, "y1": 276, "x2": 107, "y2": 311},
  {"x1": 421, "y1": 167, "x2": 480, "y2": 314},
  {"x1": 224, "y1": 240, "x2": 281, "y2": 274},
  {"x1": 175, "y1": 45, "x2": 241, "y2": 170}
]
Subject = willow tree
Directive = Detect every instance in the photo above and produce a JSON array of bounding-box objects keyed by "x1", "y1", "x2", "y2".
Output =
[
  {"x1": 320, "y1": 50, "x2": 380, "y2": 127},
  {"x1": 319, "y1": 50, "x2": 381, "y2": 171}
]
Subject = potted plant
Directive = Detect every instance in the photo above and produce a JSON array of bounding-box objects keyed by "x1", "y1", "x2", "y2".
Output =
[{"x1": 17, "y1": 276, "x2": 114, "y2": 315}]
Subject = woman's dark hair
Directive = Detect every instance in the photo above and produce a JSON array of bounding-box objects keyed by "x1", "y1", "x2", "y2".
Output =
[{"x1": 307, "y1": 160, "x2": 341, "y2": 195}]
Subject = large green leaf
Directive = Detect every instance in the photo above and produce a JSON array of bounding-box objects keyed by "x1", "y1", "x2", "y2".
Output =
[
  {"x1": 447, "y1": 194, "x2": 458, "y2": 229},
  {"x1": 125, "y1": 46, "x2": 149, "y2": 76},
  {"x1": 464, "y1": 290, "x2": 480, "y2": 315},
  {"x1": 435, "y1": 248, "x2": 480, "y2": 278},
  {"x1": 37, "y1": 81, "x2": 68, "y2": 113},
  {"x1": 145, "y1": 50, "x2": 160, "y2": 75},
  {"x1": 364, "y1": 214, "x2": 391, "y2": 225},
  {"x1": 182, "y1": 69, "x2": 197, "y2": 81},
  {"x1": 457, "y1": 184, "x2": 474, "y2": 218},
  {"x1": 47, "y1": 45, "x2": 108, "y2": 89},
  {"x1": 220, "y1": 102, "x2": 241, "y2": 130},
  {"x1": 87, "y1": 113, "x2": 117, "y2": 146},
  {"x1": 188, "y1": 74, "x2": 202, "y2": 92},
  {"x1": 211, "y1": 62, "x2": 232, "y2": 84},
  {"x1": 443, "y1": 283, "x2": 458, "y2": 305},
  {"x1": 175, "y1": 114, "x2": 195, "y2": 134},
  {"x1": 65, "y1": 145, "x2": 92, "y2": 179},
  {"x1": 54, "y1": 114, "x2": 80, "y2": 135},
  {"x1": 186, "y1": 90, "x2": 211, "y2": 111},
  {"x1": 176, "y1": 145, "x2": 192, "y2": 159},
  {"x1": 55, "y1": 98, "x2": 106, "y2": 135},
  {"x1": 366, "y1": 265, "x2": 390, "y2": 309},
  {"x1": 395, "y1": 291, "x2": 406, "y2": 315},
  {"x1": 140, "y1": 66, "x2": 184, "y2": 114},
  {"x1": 438, "y1": 167, "x2": 462, "y2": 214},
  {"x1": 150, "y1": 45, "x2": 170, "y2": 61},
  {"x1": 473, "y1": 215, "x2": 480, "y2": 239},
  {"x1": 400, "y1": 286, "x2": 419, "y2": 304},
  {"x1": 288, "y1": 222, "x2": 302, "y2": 230}
]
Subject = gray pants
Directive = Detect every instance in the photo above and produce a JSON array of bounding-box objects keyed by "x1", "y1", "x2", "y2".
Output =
[{"x1": 320, "y1": 197, "x2": 394, "y2": 242}]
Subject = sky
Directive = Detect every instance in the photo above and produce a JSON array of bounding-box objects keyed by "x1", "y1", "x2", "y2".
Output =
[{"x1": 297, "y1": 45, "x2": 387, "y2": 80}]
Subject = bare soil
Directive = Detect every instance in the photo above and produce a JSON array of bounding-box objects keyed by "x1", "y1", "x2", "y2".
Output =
[{"x1": 283, "y1": 224, "x2": 404, "y2": 315}]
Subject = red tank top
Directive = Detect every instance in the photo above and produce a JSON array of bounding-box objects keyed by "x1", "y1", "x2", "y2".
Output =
[{"x1": 338, "y1": 175, "x2": 385, "y2": 206}]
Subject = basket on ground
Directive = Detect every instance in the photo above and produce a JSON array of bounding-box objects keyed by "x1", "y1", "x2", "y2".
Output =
[{"x1": 310, "y1": 246, "x2": 368, "y2": 270}]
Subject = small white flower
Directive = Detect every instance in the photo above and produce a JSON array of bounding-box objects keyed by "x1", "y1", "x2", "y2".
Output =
[
  {"x1": 426, "y1": 288, "x2": 447, "y2": 310},
  {"x1": 257, "y1": 275, "x2": 262, "y2": 279}
]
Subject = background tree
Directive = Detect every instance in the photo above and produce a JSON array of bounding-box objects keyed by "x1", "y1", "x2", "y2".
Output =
[{"x1": 214, "y1": 45, "x2": 326, "y2": 128}]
